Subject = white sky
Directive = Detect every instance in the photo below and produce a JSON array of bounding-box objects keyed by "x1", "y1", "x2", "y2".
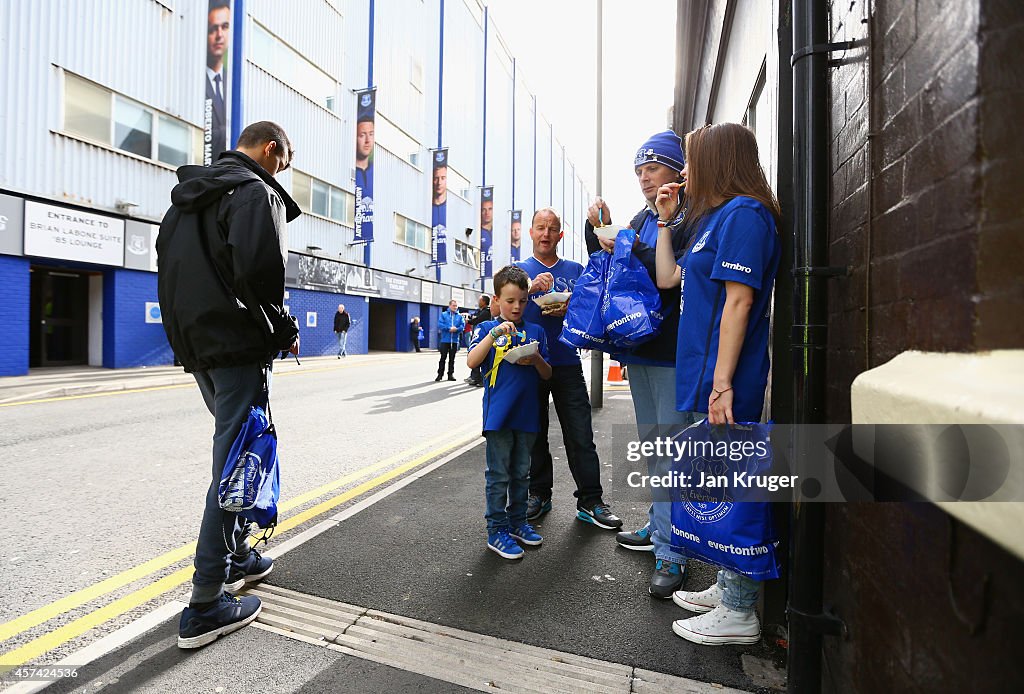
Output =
[{"x1": 487, "y1": 0, "x2": 677, "y2": 222}]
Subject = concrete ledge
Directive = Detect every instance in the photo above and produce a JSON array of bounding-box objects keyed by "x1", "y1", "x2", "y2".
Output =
[{"x1": 851, "y1": 350, "x2": 1024, "y2": 560}]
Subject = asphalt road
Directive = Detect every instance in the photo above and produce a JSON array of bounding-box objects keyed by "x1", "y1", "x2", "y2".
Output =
[{"x1": 0, "y1": 352, "x2": 482, "y2": 663}]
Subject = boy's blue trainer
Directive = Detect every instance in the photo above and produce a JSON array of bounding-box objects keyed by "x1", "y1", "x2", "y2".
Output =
[
  {"x1": 526, "y1": 495, "x2": 551, "y2": 521},
  {"x1": 487, "y1": 530, "x2": 525, "y2": 560},
  {"x1": 509, "y1": 523, "x2": 543, "y2": 546},
  {"x1": 177, "y1": 593, "x2": 262, "y2": 649},
  {"x1": 224, "y1": 548, "x2": 274, "y2": 592},
  {"x1": 615, "y1": 523, "x2": 654, "y2": 551},
  {"x1": 576, "y1": 503, "x2": 623, "y2": 530}
]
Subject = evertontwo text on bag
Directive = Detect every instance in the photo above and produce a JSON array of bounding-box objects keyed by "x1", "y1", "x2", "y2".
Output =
[{"x1": 602, "y1": 228, "x2": 663, "y2": 349}]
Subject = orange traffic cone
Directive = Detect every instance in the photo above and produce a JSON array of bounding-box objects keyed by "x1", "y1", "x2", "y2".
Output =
[{"x1": 607, "y1": 359, "x2": 623, "y2": 382}]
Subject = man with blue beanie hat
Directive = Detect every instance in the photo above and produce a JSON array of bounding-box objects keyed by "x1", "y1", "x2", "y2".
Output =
[{"x1": 585, "y1": 129, "x2": 697, "y2": 600}]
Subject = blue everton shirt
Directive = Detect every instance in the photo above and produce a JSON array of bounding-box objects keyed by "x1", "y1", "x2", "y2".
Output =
[
  {"x1": 675, "y1": 196, "x2": 780, "y2": 422},
  {"x1": 516, "y1": 256, "x2": 583, "y2": 366},
  {"x1": 470, "y1": 319, "x2": 549, "y2": 433}
]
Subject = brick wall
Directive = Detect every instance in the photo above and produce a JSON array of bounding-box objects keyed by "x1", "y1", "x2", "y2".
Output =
[
  {"x1": 102, "y1": 269, "x2": 174, "y2": 368},
  {"x1": 0, "y1": 255, "x2": 30, "y2": 376},
  {"x1": 827, "y1": 0, "x2": 1024, "y2": 420},
  {"x1": 284, "y1": 288, "x2": 368, "y2": 357},
  {"x1": 822, "y1": 503, "x2": 1024, "y2": 691},
  {"x1": 821, "y1": 1, "x2": 1024, "y2": 691},
  {"x1": 976, "y1": 0, "x2": 1024, "y2": 347}
]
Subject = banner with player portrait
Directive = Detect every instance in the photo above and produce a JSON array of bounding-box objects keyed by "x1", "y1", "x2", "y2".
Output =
[
  {"x1": 480, "y1": 186, "x2": 494, "y2": 277},
  {"x1": 354, "y1": 88, "x2": 376, "y2": 243},
  {"x1": 204, "y1": 0, "x2": 234, "y2": 165},
  {"x1": 430, "y1": 148, "x2": 448, "y2": 265},
  {"x1": 510, "y1": 210, "x2": 522, "y2": 262}
]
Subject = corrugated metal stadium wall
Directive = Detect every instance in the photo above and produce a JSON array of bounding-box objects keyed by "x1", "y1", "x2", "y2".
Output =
[{"x1": 1, "y1": 0, "x2": 199, "y2": 221}]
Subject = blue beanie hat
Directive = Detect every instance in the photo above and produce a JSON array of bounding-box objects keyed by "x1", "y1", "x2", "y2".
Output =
[{"x1": 633, "y1": 130, "x2": 685, "y2": 173}]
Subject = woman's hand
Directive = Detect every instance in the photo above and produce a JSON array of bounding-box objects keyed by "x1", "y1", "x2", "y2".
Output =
[
  {"x1": 655, "y1": 182, "x2": 683, "y2": 222},
  {"x1": 708, "y1": 386, "x2": 734, "y2": 426}
]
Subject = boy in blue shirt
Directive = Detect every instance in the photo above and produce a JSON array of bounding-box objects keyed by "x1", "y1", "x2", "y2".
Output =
[{"x1": 467, "y1": 265, "x2": 552, "y2": 559}]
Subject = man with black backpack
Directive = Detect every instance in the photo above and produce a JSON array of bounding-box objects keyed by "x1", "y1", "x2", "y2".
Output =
[{"x1": 157, "y1": 121, "x2": 300, "y2": 649}]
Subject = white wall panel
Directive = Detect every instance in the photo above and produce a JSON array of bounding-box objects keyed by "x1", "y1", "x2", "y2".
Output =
[{"x1": 0, "y1": 0, "x2": 594, "y2": 290}]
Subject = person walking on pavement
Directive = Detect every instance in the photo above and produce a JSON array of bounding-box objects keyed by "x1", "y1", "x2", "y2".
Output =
[
  {"x1": 654, "y1": 122, "x2": 781, "y2": 645},
  {"x1": 158, "y1": 121, "x2": 300, "y2": 649},
  {"x1": 436, "y1": 299, "x2": 465, "y2": 381},
  {"x1": 334, "y1": 304, "x2": 351, "y2": 358},
  {"x1": 410, "y1": 316, "x2": 422, "y2": 352},
  {"x1": 465, "y1": 294, "x2": 491, "y2": 386},
  {"x1": 466, "y1": 266, "x2": 551, "y2": 560},
  {"x1": 585, "y1": 130, "x2": 695, "y2": 599},
  {"x1": 516, "y1": 208, "x2": 623, "y2": 531}
]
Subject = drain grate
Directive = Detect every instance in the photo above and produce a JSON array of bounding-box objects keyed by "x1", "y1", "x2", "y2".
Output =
[{"x1": 245, "y1": 584, "x2": 746, "y2": 694}]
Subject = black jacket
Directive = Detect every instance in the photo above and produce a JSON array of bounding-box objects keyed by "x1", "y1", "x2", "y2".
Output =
[
  {"x1": 584, "y1": 208, "x2": 692, "y2": 365},
  {"x1": 157, "y1": 151, "x2": 301, "y2": 372},
  {"x1": 467, "y1": 305, "x2": 491, "y2": 329},
  {"x1": 334, "y1": 311, "x2": 351, "y2": 332}
]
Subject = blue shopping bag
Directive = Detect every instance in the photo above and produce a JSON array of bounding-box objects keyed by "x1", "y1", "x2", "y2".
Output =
[
  {"x1": 602, "y1": 228, "x2": 662, "y2": 349},
  {"x1": 559, "y1": 249, "x2": 611, "y2": 351},
  {"x1": 219, "y1": 398, "x2": 280, "y2": 530},
  {"x1": 669, "y1": 419, "x2": 780, "y2": 580}
]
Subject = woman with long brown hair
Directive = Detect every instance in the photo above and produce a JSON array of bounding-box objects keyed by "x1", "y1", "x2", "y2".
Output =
[{"x1": 654, "y1": 122, "x2": 781, "y2": 645}]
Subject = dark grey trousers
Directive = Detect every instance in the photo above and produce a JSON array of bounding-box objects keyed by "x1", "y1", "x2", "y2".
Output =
[{"x1": 190, "y1": 363, "x2": 267, "y2": 602}]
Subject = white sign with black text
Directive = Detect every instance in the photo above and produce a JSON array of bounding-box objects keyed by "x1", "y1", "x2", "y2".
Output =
[{"x1": 24, "y1": 201, "x2": 125, "y2": 266}]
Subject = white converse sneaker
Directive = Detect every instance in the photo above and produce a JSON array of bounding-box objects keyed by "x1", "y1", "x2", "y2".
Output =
[
  {"x1": 672, "y1": 582, "x2": 722, "y2": 613},
  {"x1": 671, "y1": 603, "x2": 760, "y2": 645}
]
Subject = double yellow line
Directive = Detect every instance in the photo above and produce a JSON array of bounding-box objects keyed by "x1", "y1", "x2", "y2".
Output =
[{"x1": 0, "y1": 423, "x2": 480, "y2": 668}]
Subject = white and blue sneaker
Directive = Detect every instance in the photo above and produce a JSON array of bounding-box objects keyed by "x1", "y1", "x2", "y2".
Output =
[
  {"x1": 509, "y1": 523, "x2": 543, "y2": 546},
  {"x1": 487, "y1": 529, "x2": 525, "y2": 560}
]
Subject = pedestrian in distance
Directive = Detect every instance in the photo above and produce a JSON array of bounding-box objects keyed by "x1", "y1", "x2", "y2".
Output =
[
  {"x1": 157, "y1": 121, "x2": 300, "y2": 649},
  {"x1": 465, "y1": 294, "x2": 492, "y2": 386},
  {"x1": 410, "y1": 316, "x2": 422, "y2": 352},
  {"x1": 467, "y1": 265, "x2": 552, "y2": 559},
  {"x1": 654, "y1": 122, "x2": 781, "y2": 646},
  {"x1": 334, "y1": 303, "x2": 350, "y2": 358},
  {"x1": 436, "y1": 299, "x2": 465, "y2": 381},
  {"x1": 515, "y1": 208, "x2": 623, "y2": 532},
  {"x1": 586, "y1": 130, "x2": 696, "y2": 600}
]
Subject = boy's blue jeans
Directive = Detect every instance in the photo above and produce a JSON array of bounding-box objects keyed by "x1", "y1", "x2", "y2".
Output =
[{"x1": 484, "y1": 429, "x2": 536, "y2": 533}]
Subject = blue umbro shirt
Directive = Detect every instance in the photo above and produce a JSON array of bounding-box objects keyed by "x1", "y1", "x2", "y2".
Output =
[
  {"x1": 470, "y1": 318, "x2": 550, "y2": 433},
  {"x1": 516, "y1": 256, "x2": 583, "y2": 366},
  {"x1": 675, "y1": 196, "x2": 780, "y2": 422}
]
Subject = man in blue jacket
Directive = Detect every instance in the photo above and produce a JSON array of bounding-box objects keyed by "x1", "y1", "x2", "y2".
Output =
[{"x1": 436, "y1": 299, "x2": 466, "y2": 381}]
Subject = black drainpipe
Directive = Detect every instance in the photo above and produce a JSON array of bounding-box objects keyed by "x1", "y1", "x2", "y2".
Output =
[{"x1": 788, "y1": 0, "x2": 850, "y2": 690}]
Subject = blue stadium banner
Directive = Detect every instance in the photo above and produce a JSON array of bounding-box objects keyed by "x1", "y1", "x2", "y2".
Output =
[
  {"x1": 510, "y1": 209, "x2": 522, "y2": 262},
  {"x1": 480, "y1": 186, "x2": 494, "y2": 277},
  {"x1": 431, "y1": 148, "x2": 448, "y2": 265},
  {"x1": 354, "y1": 88, "x2": 376, "y2": 243},
  {"x1": 204, "y1": 0, "x2": 234, "y2": 165}
]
